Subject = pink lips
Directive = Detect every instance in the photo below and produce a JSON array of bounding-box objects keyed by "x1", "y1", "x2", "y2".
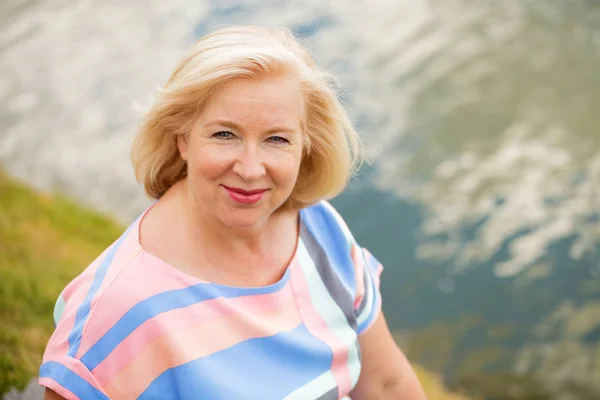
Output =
[{"x1": 222, "y1": 185, "x2": 267, "y2": 205}]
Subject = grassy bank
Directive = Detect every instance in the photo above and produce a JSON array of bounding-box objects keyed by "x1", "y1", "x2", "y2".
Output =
[
  {"x1": 0, "y1": 171, "x2": 468, "y2": 399},
  {"x1": 0, "y1": 171, "x2": 122, "y2": 393}
]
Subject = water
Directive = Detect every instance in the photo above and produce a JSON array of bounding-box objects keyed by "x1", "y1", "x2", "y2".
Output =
[{"x1": 1, "y1": 0, "x2": 599, "y2": 398}]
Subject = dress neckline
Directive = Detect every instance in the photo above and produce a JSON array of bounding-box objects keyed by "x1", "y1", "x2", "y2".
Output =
[{"x1": 131, "y1": 202, "x2": 303, "y2": 293}]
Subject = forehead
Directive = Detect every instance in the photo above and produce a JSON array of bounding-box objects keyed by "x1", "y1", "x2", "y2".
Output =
[{"x1": 201, "y1": 76, "x2": 306, "y2": 127}]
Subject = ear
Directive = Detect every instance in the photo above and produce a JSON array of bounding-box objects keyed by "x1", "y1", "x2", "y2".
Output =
[{"x1": 177, "y1": 134, "x2": 188, "y2": 161}]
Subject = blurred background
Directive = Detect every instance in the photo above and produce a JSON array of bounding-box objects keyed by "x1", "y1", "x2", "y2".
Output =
[{"x1": 1, "y1": 0, "x2": 599, "y2": 399}]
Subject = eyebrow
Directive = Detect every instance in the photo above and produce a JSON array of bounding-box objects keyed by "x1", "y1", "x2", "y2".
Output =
[{"x1": 203, "y1": 119, "x2": 300, "y2": 135}]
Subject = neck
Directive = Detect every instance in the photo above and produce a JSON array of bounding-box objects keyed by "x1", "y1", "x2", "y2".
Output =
[{"x1": 177, "y1": 180, "x2": 297, "y2": 260}]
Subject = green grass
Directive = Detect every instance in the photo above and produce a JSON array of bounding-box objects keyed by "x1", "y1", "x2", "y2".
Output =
[
  {"x1": 0, "y1": 171, "x2": 122, "y2": 394},
  {"x1": 0, "y1": 171, "x2": 468, "y2": 399}
]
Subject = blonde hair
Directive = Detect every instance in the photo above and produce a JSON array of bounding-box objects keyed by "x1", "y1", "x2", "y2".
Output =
[{"x1": 131, "y1": 25, "x2": 363, "y2": 209}]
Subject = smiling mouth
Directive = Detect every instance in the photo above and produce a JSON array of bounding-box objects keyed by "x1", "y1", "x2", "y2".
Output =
[{"x1": 222, "y1": 185, "x2": 268, "y2": 204}]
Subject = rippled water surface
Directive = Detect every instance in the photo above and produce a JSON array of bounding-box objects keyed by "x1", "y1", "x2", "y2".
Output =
[{"x1": 1, "y1": 1, "x2": 599, "y2": 398}]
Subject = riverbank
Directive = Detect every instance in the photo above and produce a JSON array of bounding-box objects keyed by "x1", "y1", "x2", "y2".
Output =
[{"x1": 0, "y1": 171, "x2": 468, "y2": 399}]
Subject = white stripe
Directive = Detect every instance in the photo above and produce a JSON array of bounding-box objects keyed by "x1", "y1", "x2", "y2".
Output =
[
  {"x1": 348, "y1": 340, "x2": 361, "y2": 386},
  {"x1": 356, "y1": 265, "x2": 375, "y2": 327},
  {"x1": 320, "y1": 201, "x2": 363, "y2": 385},
  {"x1": 53, "y1": 293, "x2": 67, "y2": 325},
  {"x1": 297, "y1": 240, "x2": 362, "y2": 389},
  {"x1": 283, "y1": 371, "x2": 336, "y2": 400}
]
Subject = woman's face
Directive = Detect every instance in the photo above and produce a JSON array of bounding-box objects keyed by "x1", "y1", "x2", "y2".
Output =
[{"x1": 178, "y1": 76, "x2": 305, "y2": 231}]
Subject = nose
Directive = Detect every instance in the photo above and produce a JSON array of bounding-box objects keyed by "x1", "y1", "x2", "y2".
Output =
[{"x1": 232, "y1": 142, "x2": 266, "y2": 182}]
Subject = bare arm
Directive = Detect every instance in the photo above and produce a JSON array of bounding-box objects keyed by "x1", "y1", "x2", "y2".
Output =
[
  {"x1": 44, "y1": 388, "x2": 67, "y2": 400},
  {"x1": 350, "y1": 312, "x2": 427, "y2": 400}
]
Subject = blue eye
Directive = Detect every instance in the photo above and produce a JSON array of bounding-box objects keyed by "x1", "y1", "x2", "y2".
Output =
[
  {"x1": 267, "y1": 136, "x2": 289, "y2": 144},
  {"x1": 213, "y1": 131, "x2": 234, "y2": 139}
]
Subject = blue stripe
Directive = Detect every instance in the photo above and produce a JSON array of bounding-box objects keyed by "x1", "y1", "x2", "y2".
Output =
[
  {"x1": 80, "y1": 269, "x2": 291, "y2": 370},
  {"x1": 356, "y1": 280, "x2": 380, "y2": 333},
  {"x1": 67, "y1": 222, "x2": 135, "y2": 357},
  {"x1": 299, "y1": 222, "x2": 357, "y2": 331},
  {"x1": 301, "y1": 203, "x2": 356, "y2": 294},
  {"x1": 357, "y1": 253, "x2": 381, "y2": 333},
  {"x1": 138, "y1": 323, "x2": 333, "y2": 400},
  {"x1": 39, "y1": 361, "x2": 109, "y2": 400}
]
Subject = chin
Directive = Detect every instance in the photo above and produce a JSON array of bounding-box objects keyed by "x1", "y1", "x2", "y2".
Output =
[{"x1": 217, "y1": 206, "x2": 270, "y2": 230}]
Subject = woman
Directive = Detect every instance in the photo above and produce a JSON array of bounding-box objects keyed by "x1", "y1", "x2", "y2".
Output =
[{"x1": 40, "y1": 26, "x2": 426, "y2": 400}]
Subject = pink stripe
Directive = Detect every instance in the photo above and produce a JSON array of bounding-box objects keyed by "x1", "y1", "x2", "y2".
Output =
[
  {"x1": 289, "y1": 257, "x2": 353, "y2": 396},
  {"x1": 45, "y1": 222, "x2": 140, "y2": 361},
  {"x1": 351, "y1": 245, "x2": 366, "y2": 309},
  {"x1": 105, "y1": 293, "x2": 301, "y2": 399},
  {"x1": 75, "y1": 225, "x2": 142, "y2": 358},
  {"x1": 39, "y1": 377, "x2": 79, "y2": 400},
  {"x1": 43, "y1": 249, "x2": 111, "y2": 361},
  {"x1": 363, "y1": 248, "x2": 383, "y2": 289},
  {"x1": 79, "y1": 210, "x2": 148, "y2": 323},
  {"x1": 85, "y1": 225, "x2": 141, "y2": 306},
  {"x1": 74, "y1": 250, "x2": 201, "y2": 357},
  {"x1": 94, "y1": 282, "x2": 295, "y2": 386}
]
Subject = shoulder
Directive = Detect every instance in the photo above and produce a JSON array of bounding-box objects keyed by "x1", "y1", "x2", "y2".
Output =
[
  {"x1": 40, "y1": 221, "x2": 144, "y2": 399},
  {"x1": 299, "y1": 200, "x2": 359, "y2": 293},
  {"x1": 300, "y1": 200, "x2": 384, "y2": 334},
  {"x1": 48, "y1": 219, "x2": 144, "y2": 355},
  {"x1": 300, "y1": 200, "x2": 355, "y2": 247}
]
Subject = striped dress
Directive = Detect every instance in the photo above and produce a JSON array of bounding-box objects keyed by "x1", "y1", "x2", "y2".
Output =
[{"x1": 39, "y1": 201, "x2": 383, "y2": 400}]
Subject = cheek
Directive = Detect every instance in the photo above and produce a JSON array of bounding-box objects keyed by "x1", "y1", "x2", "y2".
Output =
[
  {"x1": 189, "y1": 149, "x2": 230, "y2": 180},
  {"x1": 270, "y1": 152, "x2": 303, "y2": 188}
]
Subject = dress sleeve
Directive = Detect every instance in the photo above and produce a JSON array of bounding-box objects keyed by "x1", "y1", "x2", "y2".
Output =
[
  {"x1": 350, "y1": 243, "x2": 384, "y2": 335},
  {"x1": 39, "y1": 356, "x2": 109, "y2": 400},
  {"x1": 38, "y1": 293, "x2": 110, "y2": 400},
  {"x1": 317, "y1": 201, "x2": 384, "y2": 335}
]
